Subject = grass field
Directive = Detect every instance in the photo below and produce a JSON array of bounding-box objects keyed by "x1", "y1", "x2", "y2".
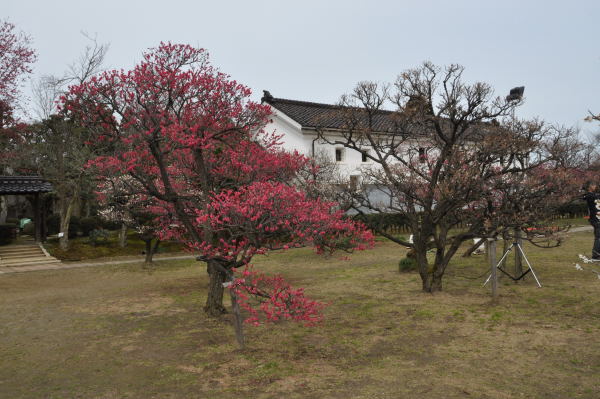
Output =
[{"x1": 1, "y1": 231, "x2": 599, "y2": 398}]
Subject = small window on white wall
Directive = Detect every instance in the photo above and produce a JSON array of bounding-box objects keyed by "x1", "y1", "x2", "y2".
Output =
[
  {"x1": 335, "y1": 148, "x2": 344, "y2": 162},
  {"x1": 361, "y1": 150, "x2": 369, "y2": 163},
  {"x1": 418, "y1": 147, "x2": 426, "y2": 163}
]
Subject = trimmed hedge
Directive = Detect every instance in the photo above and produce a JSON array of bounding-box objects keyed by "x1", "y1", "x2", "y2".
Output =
[
  {"x1": 353, "y1": 213, "x2": 409, "y2": 231},
  {"x1": 99, "y1": 218, "x2": 121, "y2": 231},
  {"x1": 46, "y1": 214, "x2": 124, "y2": 237},
  {"x1": 69, "y1": 216, "x2": 81, "y2": 238},
  {"x1": 88, "y1": 228, "x2": 110, "y2": 246},
  {"x1": 353, "y1": 205, "x2": 587, "y2": 235},
  {"x1": 45, "y1": 214, "x2": 80, "y2": 238},
  {"x1": 0, "y1": 224, "x2": 17, "y2": 245},
  {"x1": 46, "y1": 214, "x2": 60, "y2": 235},
  {"x1": 80, "y1": 217, "x2": 103, "y2": 237},
  {"x1": 556, "y1": 200, "x2": 588, "y2": 217}
]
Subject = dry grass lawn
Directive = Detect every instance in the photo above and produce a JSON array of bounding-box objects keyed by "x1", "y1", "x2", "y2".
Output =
[{"x1": 1, "y1": 232, "x2": 599, "y2": 398}]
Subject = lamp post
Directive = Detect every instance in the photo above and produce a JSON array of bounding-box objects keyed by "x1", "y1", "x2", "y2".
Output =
[
  {"x1": 506, "y1": 86, "x2": 525, "y2": 102},
  {"x1": 507, "y1": 86, "x2": 525, "y2": 275}
]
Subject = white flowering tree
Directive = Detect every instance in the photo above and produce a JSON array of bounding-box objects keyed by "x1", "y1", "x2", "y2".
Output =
[{"x1": 97, "y1": 177, "x2": 162, "y2": 264}]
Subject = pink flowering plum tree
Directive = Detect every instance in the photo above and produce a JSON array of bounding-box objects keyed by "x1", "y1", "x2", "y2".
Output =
[
  {"x1": 0, "y1": 20, "x2": 35, "y2": 171},
  {"x1": 63, "y1": 43, "x2": 373, "y2": 329},
  {"x1": 0, "y1": 103, "x2": 29, "y2": 172},
  {"x1": 0, "y1": 20, "x2": 36, "y2": 113}
]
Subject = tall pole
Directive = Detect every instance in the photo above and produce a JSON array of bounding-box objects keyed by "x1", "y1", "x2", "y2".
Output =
[{"x1": 488, "y1": 238, "x2": 498, "y2": 300}]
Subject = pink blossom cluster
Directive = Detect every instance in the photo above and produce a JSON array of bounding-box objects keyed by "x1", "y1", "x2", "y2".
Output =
[
  {"x1": 232, "y1": 266, "x2": 327, "y2": 326},
  {"x1": 189, "y1": 181, "x2": 374, "y2": 260},
  {"x1": 0, "y1": 20, "x2": 36, "y2": 107}
]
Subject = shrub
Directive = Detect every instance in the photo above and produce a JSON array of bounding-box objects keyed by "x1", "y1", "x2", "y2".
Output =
[
  {"x1": 353, "y1": 213, "x2": 409, "y2": 232},
  {"x1": 80, "y1": 216, "x2": 102, "y2": 237},
  {"x1": 556, "y1": 200, "x2": 588, "y2": 218},
  {"x1": 68, "y1": 216, "x2": 81, "y2": 238},
  {"x1": 45, "y1": 214, "x2": 82, "y2": 238},
  {"x1": 88, "y1": 228, "x2": 110, "y2": 246},
  {"x1": 46, "y1": 214, "x2": 60, "y2": 235},
  {"x1": 0, "y1": 224, "x2": 16, "y2": 245},
  {"x1": 100, "y1": 218, "x2": 121, "y2": 231},
  {"x1": 398, "y1": 256, "x2": 418, "y2": 272}
]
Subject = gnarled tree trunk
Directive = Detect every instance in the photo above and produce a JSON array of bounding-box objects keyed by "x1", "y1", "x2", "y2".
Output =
[
  {"x1": 415, "y1": 241, "x2": 450, "y2": 293},
  {"x1": 418, "y1": 257, "x2": 445, "y2": 292},
  {"x1": 119, "y1": 223, "x2": 128, "y2": 248},
  {"x1": 143, "y1": 239, "x2": 153, "y2": 265},
  {"x1": 140, "y1": 234, "x2": 160, "y2": 266},
  {"x1": 58, "y1": 196, "x2": 77, "y2": 250},
  {"x1": 422, "y1": 271, "x2": 443, "y2": 292},
  {"x1": 204, "y1": 259, "x2": 228, "y2": 316},
  {"x1": 142, "y1": 238, "x2": 160, "y2": 265}
]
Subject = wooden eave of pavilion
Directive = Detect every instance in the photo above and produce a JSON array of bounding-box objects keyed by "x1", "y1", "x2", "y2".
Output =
[
  {"x1": 0, "y1": 176, "x2": 53, "y2": 195},
  {"x1": 0, "y1": 176, "x2": 53, "y2": 242}
]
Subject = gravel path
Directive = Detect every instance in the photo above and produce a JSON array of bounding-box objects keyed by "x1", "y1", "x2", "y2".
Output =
[
  {"x1": 1, "y1": 226, "x2": 594, "y2": 275},
  {"x1": 0, "y1": 253, "x2": 196, "y2": 275},
  {"x1": 568, "y1": 225, "x2": 593, "y2": 233}
]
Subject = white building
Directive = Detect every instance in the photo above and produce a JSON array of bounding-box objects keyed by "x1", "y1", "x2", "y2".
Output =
[
  {"x1": 261, "y1": 90, "x2": 390, "y2": 184},
  {"x1": 261, "y1": 91, "x2": 432, "y2": 211}
]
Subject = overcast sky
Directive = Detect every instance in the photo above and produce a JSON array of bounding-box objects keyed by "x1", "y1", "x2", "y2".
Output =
[{"x1": 5, "y1": 0, "x2": 600, "y2": 137}]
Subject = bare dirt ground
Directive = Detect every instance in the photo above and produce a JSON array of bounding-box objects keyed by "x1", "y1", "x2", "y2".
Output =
[{"x1": 0, "y1": 232, "x2": 599, "y2": 398}]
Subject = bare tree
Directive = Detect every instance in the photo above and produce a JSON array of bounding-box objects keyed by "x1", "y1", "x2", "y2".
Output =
[
  {"x1": 33, "y1": 33, "x2": 108, "y2": 119},
  {"x1": 294, "y1": 149, "x2": 350, "y2": 205},
  {"x1": 319, "y1": 62, "x2": 583, "y2": 292},
  {"x1": 584, "y1": 112, "x2": 600, "y2": 170},
  {"x1": 29, "y1": 35, "x2": 109, "y2": 249}
]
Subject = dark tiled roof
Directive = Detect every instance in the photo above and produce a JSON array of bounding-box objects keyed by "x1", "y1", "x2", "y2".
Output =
[
  {"x1": 0, "y1": 176, "x2": 53, "y2": 194},
  {"x1": 261, "y1": 91, "x2": 400, "y2": 132}
]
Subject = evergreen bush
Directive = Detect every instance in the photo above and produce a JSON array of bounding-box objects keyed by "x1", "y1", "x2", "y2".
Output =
[
  {"x1": 0, "y1": 224, "x2": 16, "y2": 245},
  {"x1": 398, "y1": 256, "x2": 418, "y2": 272},
  {"x1": 80, "y1": 216, "x2": 102, "y2": 237},
  {"x1": 88, "y1": 228, "x2": 110, "y2": 246}
]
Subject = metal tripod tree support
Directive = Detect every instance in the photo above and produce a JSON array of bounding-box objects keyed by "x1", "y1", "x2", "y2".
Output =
[{"x1": 483, "y1": 239, "x2": 542, "y2": 289}]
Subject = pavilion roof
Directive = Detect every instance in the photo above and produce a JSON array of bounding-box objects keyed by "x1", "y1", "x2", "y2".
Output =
[{"x1": 0, "y1": 176, "x2": 53, "y2": 195}]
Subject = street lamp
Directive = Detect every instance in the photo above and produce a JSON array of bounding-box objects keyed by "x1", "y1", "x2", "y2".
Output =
[{"x1": 506, "y1": 86, "x2": 525, "y2": 102}]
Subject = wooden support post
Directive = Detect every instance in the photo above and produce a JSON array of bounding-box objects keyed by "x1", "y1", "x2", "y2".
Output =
[
  {"x1": 34, "y1": 193, "x2": 42, "y2": 243},
  {"x1": 41, "y1": 195, "x2": 47, "y2": 242},
  {"x1": 500, "y1": 230, "x2": 509, "y2": 269},
  {"x1": 488, "y1": 238, "x2": 498, "y2": 300},
  {"x1": 514, "y1": 228, "x2": 523, "y2": 277},
  {"x1": 229, "y1": 281, "x2": 245, "y2": 349}
]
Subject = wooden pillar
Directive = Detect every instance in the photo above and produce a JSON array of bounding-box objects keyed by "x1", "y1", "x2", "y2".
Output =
[
  {"x1": 41, "y1": 195, "x2": 47, "y2": 242},
  {"x1": 34, "y1": 192, "x2": 42, "y2": 243}
]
